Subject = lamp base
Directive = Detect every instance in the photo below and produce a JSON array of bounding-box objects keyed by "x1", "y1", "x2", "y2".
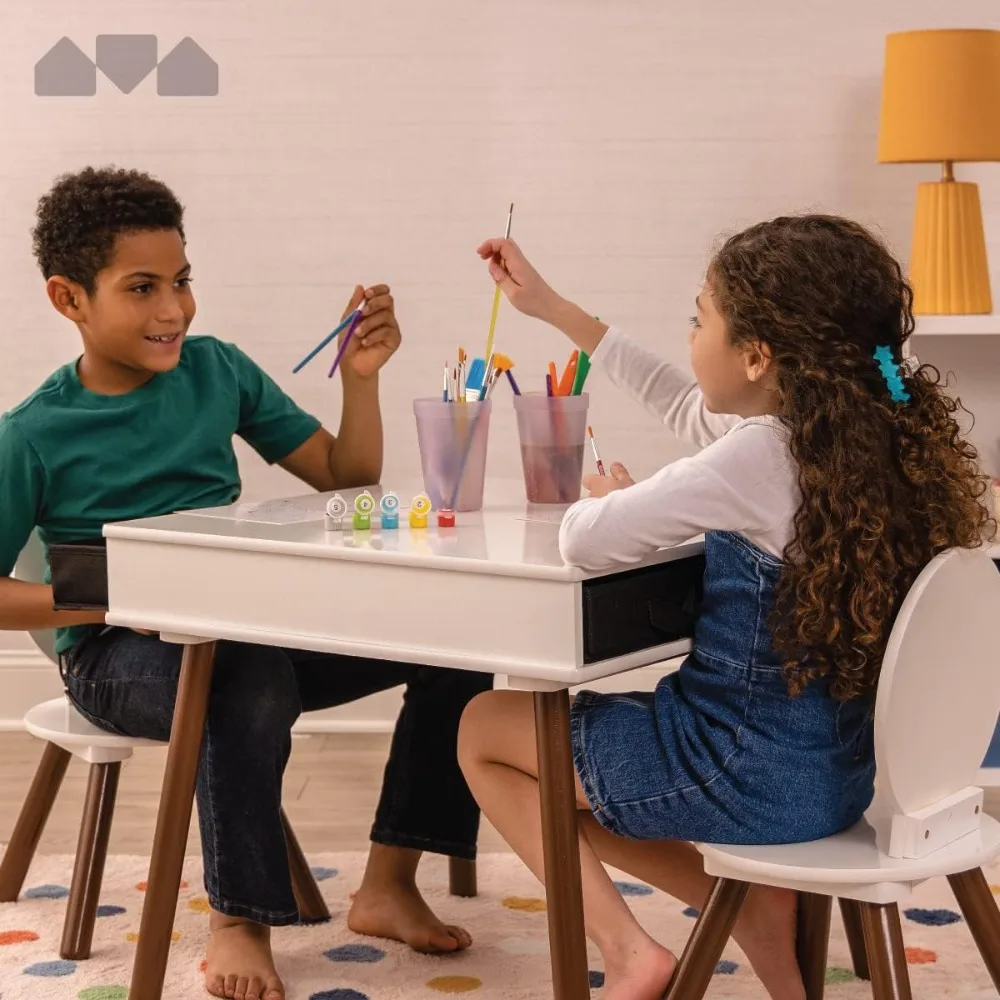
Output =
[{"x1": 909, "y1": 180, "x2": 992, "y2": 315}]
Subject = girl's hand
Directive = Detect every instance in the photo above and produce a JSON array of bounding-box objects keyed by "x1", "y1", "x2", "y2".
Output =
[
  {"x1": 583, "y1": 462, "x2": 634, "y2": 498},
  {"x1": 476, "y1": 238, "x2": 562, "y2": 322},
  {"x1": 340, "y1": 284, "x2": 402, "y2": 380}
]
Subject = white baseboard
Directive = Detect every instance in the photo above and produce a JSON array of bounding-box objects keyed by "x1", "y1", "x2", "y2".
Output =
[
  {"x1": 0, "y1": 649, "x2": 678, "y2": 732},
  {"x1": 0, "y1": 651, "x2": 67, "y2": 730}
]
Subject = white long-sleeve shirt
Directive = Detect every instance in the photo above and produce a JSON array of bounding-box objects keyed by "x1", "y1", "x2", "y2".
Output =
[{"x1": 558, "y1": 327, "x2": 800, "y2": 572}]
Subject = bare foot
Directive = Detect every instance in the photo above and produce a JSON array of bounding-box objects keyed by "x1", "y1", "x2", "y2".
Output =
[
  {"x1": 206, "y1": 912, "x2": 284, "y2": 1000},
  {"x1": 733, "y1": 886, "x2": 806, "y2": 1000},
  {"x1": 602, "y1": 936, "x2": 676, "y2": 1000},
  {"x1": 347, "y1": 883, "x2": 472, "y2": 954}
]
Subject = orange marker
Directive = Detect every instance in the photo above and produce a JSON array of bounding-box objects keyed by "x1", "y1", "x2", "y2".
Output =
[
  {"x1": 548, "y1": 361, "x2": 559, "y2": 396},
  {"x1": 557, "y1": 350, "x2": 579, "y2": 397}
]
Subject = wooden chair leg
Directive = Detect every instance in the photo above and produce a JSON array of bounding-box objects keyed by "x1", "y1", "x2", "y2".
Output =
[
  {"x1": 947, "y1": 868, "x2": 1000, "y2": 989},
  {"x1": 858, "y1": 902, "x2": 913, "y2": 1000},
  {"x1": 0, "y1": 742, "x2": 72, "y2": 901},
  {"x1": 448, "y1": 857, "x2": 477, "y2": 898},
  {"x1": 839, "y1": 898, "x2": 871, "y2": 980},
  {"x1": 61, "y1": 761, "x2": 121, "y2": 960},
  {"x1": 281, "y1": 808, "x2": 330, "y2": 924},
  {"x1": 663, "y1": 877, "x2": 751, "y2": 1000},
  {"x1": 797, "y1": 892, "x2": 832, "y2": 1000}
]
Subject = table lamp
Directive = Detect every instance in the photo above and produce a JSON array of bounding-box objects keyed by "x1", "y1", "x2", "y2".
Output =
[{"x1": 877, "y1": 28, "x2": 1000, "y2": 314}]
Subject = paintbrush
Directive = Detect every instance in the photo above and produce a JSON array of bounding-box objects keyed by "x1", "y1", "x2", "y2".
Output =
[
  {"x1": 327, "y1": 309, "x2": 363, "y2": 378},
  {"x1": 483, "y1": 203, "x2": 514, "y2": 364},
  {"x1": 588, "y1": 425, "x2": 606, "y2": 476},
  {"x1": 492, "y1": 353, "x2": 520, "y2": 395},
  {"x1": 292, "y1": 307, "x2": 362, "y2": 374}
]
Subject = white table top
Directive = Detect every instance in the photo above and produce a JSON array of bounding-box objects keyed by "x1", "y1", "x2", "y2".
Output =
[
  {"x1": 103, "y1": 479, "x2": 704, "y2": 582},
  {"x1": 101, "y1": 479, "x2": 704, "y2": 684}
]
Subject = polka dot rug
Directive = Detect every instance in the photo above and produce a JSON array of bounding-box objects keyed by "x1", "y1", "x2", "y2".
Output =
[{"x1": 1, "y1": 851, "x2": 999, "y2": 998}]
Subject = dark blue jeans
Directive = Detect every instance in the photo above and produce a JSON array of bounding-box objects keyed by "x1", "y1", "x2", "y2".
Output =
[{"x1": 62, "y1": 627, "x2": 493, "y2": 925}]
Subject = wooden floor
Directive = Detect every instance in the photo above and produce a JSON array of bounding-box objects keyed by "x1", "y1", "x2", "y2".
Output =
[
  {"x1": 0, "y1": 731, "x2": 511, "y2": 856},
  {"x1": 0, "y1": 730, "x2": 997, "y2": 859}
]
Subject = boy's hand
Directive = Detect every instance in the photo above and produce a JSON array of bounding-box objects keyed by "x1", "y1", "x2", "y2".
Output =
[
  {"x1": 583, "y1": 462, "x2": 634, "y2": 498},
  {"x1": 339, "y1": 284, "x2": 401, "y2": 380},
  {"x1": 476, "y1": 238, "x2": 562, "y2": 322}
]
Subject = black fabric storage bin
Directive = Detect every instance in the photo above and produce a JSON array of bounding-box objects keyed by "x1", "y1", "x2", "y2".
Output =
[
  {"x1": 47, "y1": 538, "x2": 109, "y2": 611},
  {"x1": 580, "y1": 554, "x2": 705, "y2": 664}
]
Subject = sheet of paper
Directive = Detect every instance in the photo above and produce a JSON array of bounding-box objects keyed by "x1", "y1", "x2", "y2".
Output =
[
  {"x1": 513, "y1": 510, "x2": 566, "y2": 525},
  {"x1": 185, "y1": 487, "x2": 383, "y2": 525}
]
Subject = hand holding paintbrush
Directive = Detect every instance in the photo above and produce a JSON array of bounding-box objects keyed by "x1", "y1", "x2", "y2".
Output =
[
  {"x1": 293, "y1": 284, "x2": 402, "y2": 380},
  {"x1": 475, "y1": 238, "x2": 609, "y2": 359}
]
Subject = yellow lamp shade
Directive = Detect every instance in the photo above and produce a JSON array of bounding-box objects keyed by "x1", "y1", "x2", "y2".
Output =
[{"x1": 878, "y1": 29, "x2": 1000, "y2": 164}]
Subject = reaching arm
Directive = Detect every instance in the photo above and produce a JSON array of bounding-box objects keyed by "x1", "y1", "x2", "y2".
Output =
[
  {"x1": 245, "y1": 284, "x2": 400, "y2": 493},
  {"x1": 0, "y1": 418, "x2": 105, "y2": 633},
  {"x1": 278, "y1": 374, "x2": 383, "y2": 491},
  {"x1": 0, "y1": 576, "x2": 105, "y2": 631},
  {"x1": 475, "y1": 238, "x2": 738, "y2": 449},
  {"x1": 584, "y1": 325, "x2": 740, "y2": 450},
  {"x1": 559, "y1": 419, "x2": 795, "y2": 571}
]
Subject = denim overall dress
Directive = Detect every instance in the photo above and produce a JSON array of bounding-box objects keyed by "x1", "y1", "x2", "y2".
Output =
[{"x1": 571, "y1": 530, "x2": 876, "y2": 844}]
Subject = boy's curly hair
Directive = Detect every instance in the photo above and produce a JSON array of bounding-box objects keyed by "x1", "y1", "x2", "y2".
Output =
[
  {"x1": 709, "y1": 214, "x2": 994, "y2": 701},
  {"x1": 32, "y1": 165, "x2": 185, "y2": 295}
]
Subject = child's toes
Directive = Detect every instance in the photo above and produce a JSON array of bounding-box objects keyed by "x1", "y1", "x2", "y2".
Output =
[
  {"x1": 244, "y1": 977, "x2": 264, "y2": 1000},
  {"x1": 206, "y1": 974, "x2": 227, "y2": 999},
  {"x1": 234, "y1": 977, "x2": 250, "y2": 1000},
  {"x1": 264, "y1": 976, "x2": 284, "y2": 1000},
  {"x1": 446, "y1": 924, "x2": 473, "y2": 949},
  {"x1": 224, "y1": 974, "x2": 237, "y2": 999}
]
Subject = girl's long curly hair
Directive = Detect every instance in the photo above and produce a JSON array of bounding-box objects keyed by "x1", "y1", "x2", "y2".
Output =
[{"x1": 709, "y1": 215, "x2": 994, "y2": 701}]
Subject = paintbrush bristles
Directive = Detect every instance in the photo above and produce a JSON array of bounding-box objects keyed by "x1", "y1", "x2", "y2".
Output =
[{"x1": 492, "y1": 353, "x2": 514, "y2": 372}]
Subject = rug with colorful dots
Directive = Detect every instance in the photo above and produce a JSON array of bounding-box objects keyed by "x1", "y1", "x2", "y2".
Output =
[{"x1": 1, "y1": 851, "x2": 999, "y2": 998}]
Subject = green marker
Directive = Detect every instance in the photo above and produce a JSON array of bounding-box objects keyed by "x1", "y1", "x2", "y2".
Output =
[
  {"x1": 571, "y1": 352, "x2": 591, "y2": 395},
  {"x1": 572, "y1": 316, "x2": 599, "y2": 395}
]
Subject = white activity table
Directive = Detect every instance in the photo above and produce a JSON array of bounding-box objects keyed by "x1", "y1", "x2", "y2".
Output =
[{"x1": 101, "y1": 479, "x2": 705, "y2": 1000}]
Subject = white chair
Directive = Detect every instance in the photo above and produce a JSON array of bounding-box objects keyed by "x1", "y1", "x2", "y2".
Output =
[
  {"x1": 663, "y1": 547, "x2": 1000, "y2": 1000},
  {"x1": 0, "y1": 530, "x2": 330, "y2": 960}
]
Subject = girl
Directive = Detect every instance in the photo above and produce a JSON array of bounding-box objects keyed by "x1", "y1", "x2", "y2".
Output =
[{"x1": 458, "y1": 215, "x2": 993, "y2": 1000}]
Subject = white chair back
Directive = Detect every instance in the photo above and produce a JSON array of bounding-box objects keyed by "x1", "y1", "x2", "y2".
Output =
[
  {"x1": 12, "y1": 530, "x2": 59, "y2": 665},
  {"x1": 871, "y1": 546, "x2": 1000, "y2": 855}
]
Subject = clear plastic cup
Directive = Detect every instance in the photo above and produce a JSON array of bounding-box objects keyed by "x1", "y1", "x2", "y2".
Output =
[
  {"x1": 413, "y1": 398, "x2": 492, "y2": 512},
  {"x1": 513, "y1": 392, "x2": 589, "y2": 504}
]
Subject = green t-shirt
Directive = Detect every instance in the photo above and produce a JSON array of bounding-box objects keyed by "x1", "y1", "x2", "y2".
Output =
[{"x1": 0, "y1": 335, "x2": 322, "y2": 655}]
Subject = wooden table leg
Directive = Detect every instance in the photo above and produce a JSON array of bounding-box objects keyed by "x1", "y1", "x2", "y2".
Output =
[
  {"x1": 128, "y1": 641, "x2": 216, "y2": 1000},
  {"x1": 533, "y1": 689, "x2": 590, "y2": 1000}
]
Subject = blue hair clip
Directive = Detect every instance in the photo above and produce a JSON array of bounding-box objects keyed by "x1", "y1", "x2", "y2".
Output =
[{"x1": 873, "y1": 345, "x2": 911, "y2": 404}]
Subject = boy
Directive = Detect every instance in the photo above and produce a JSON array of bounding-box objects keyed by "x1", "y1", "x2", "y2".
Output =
[{"x1": 0, "y1": 166, "x2": 491, "y2": 1000}]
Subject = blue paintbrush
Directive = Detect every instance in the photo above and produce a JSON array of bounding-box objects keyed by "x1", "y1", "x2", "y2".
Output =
[{"x1": 292, "y1": 308, "x2": 362, "y2": 374}]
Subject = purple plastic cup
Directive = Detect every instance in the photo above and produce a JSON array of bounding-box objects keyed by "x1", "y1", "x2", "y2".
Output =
[
  {"x1": 413, "y1": 398, "x2": 492, "y2": 512},
  {"x1": 513, "y1": 392, "x2": 589, "y2": 504}
]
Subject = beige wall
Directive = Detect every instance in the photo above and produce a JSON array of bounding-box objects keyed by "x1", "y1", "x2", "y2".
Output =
[{"x1": 1, "y1": 2, "x2": 998, "y2": 718}]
